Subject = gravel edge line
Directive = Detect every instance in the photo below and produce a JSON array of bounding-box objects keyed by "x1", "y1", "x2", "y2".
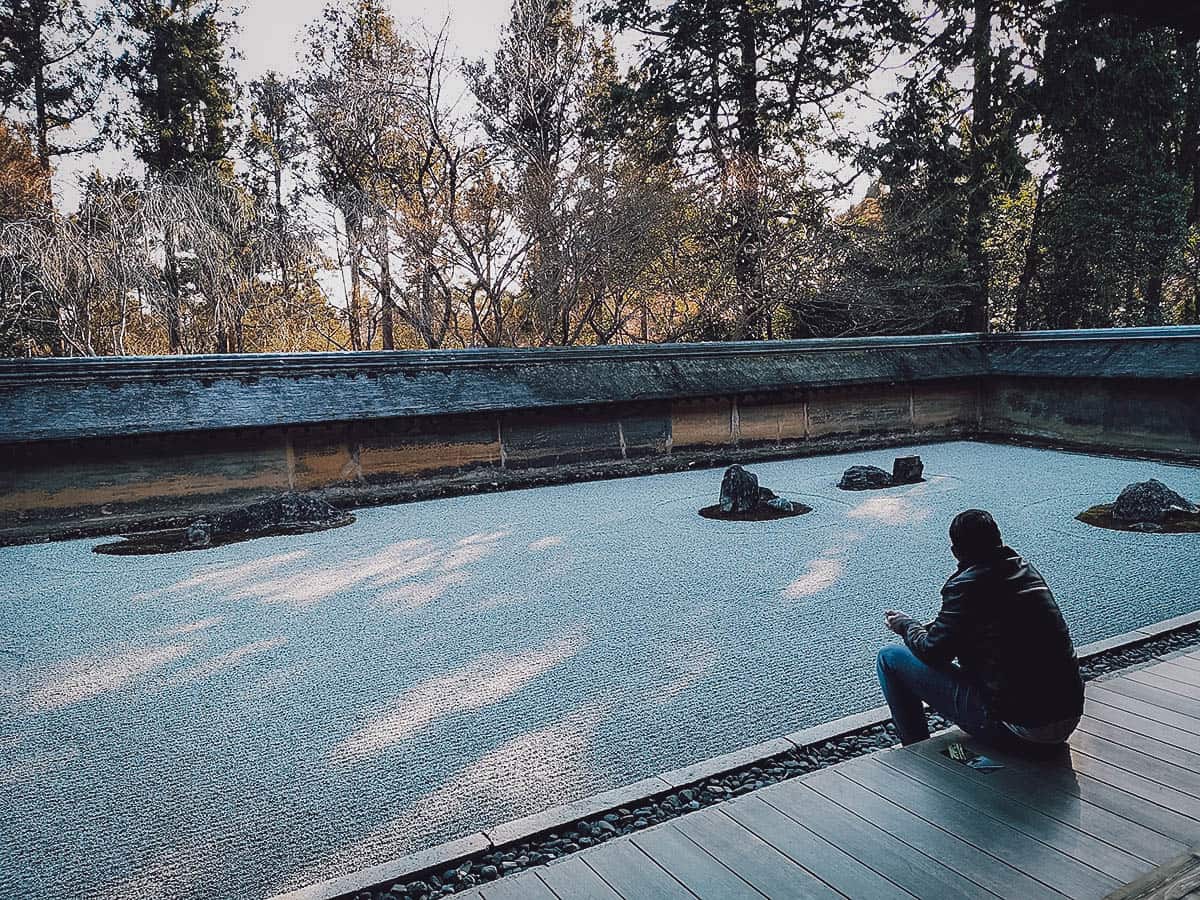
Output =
[{"x1": 278, "y1": 617, "x2": 1200, "y2": 900}]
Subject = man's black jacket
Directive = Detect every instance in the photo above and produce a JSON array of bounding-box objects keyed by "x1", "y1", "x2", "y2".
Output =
[{"x1": 898, "y1": 545, "x2": 1085, "y2": 727}]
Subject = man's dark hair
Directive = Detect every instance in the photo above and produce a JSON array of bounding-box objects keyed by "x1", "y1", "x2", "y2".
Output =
[{"x1": 949, "y1": 509, "x2": 1003, "y2": 559}]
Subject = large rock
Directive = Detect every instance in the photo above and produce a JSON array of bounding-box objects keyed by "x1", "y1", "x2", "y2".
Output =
[
  {"x1": 186, "y1": 520, "x2": 214, "y2": 548},
  {"x1": 1112, "y1": 479, "x2": 1199, "y2": 525},
  {"x1": 211, "y1": 493, "x2": 350, "y2": 535},
  {"x1": 706, "y1": 465, "x2": 810, "y2": 519},
  {"x1": 96, "y1": 492, "x2": 352, "y2": 555},
  {"x1": 838, "y1": 465, "x2": 893, "y2": 491},
  {"x1": 766, "y1": 496, "x2": 812, "y2": 515},
  {"x1": 719, "y1": 465, "x2": 760, "y2": 514},
  {"x1": 892, "y1": 455, "x2": 924, "y2": 485}
]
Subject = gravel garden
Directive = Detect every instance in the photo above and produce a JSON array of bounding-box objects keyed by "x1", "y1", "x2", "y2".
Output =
[{"x1": 1, "y1": 440, "x2": 1197, "y2": 900}]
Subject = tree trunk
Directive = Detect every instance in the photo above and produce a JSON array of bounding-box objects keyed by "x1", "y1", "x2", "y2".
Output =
[
  {"x1": 115, "y1": 291, "x2": 128, "y2": 355},
  {"x1": 1190, "y1": 253, "x2": 1200, "y2": 325},
  {"x1": 380, "y1": 232, "x2": 394, "y2": 351},
  {"x1": 163, "y1": 222, "x2": 183, "y2": 353},
  {"x1": 964, "y1": 0, "x2": 994, "y2": 333},
  {"x1": 345, "y1": 212, "x2": 364, "y2": 351},
  {"x1": 1144, "y1": 274, "x2": 1164, "y2": 326},
  {"x1": 32, "y1": 33, "x2": 50, "y2": 167},
  {"x1": 273, "y1": 160, "x2": 292, "y2": 295},
  {"x1": 77, "y1": 294, "x2": 92, "y2": 355},
  {"x1": 703, "y1": 0, "x2": 725, "y2": 170},
  {"x1": 732, "y1": 0, "x2": 762, "y2": 340},
  {"x1": 1014, "y1": 173, "x2": 1048, "y2": 331},
  {"x1": 1179, "y1": 35, "x2": 1199, "y2": 229},
  {"x1": 526, "y1": 170, "x2": 560, "y2": 345}
]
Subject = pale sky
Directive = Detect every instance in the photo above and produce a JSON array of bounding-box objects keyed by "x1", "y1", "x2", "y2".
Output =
[
  {"x1": 55, "y1": 0, "x2": 895, "y2": 208},
  {"x1": 54, "y1": 1, "x2": 515, "y2": 206},
  {"x1": 233, "y1": 0, "x2": 512, "y2": 80}
]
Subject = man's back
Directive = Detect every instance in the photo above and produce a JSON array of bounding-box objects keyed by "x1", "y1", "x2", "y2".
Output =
[
  {"x1": 880, "y1": 509, "x2": 1084, "y2": 746},
  {"x1": 944, "y1": 546, "x2": 1084, "y2": 727}
]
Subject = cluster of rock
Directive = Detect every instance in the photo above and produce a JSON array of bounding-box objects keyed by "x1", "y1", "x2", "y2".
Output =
[
  {"x1": 1109, "y1": 479, "x2": 1199, "y2": 532},
  {"x1": 95, "y1": 492, "x2": 353, "y2": 555},
  {"x1": 699, "y1": 465, "x2": 812, "y2": 520},
  {"x1": 185, "y1": 493, "x2": 352, "y2": 548},
  {"x1": 838, "y1": 455, "x2": 924, "y2": 491},
  {"x1": 1079, "y1": 622, "x2": 1200, "y2": 680}
]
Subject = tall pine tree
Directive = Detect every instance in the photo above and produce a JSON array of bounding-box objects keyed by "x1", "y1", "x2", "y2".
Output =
[
  {"x1": 114, "y1": 0, "x2": 238, "y2": 351},
  {"x1": 1037, "y1": 2, "x2": 1194, "y2": 328},
  {"x1": 0, "y1": 0, "x2": 110, "y2": 169},
  {"x1": 593, "y1": 0, "x2": 915, "y2": 338}
]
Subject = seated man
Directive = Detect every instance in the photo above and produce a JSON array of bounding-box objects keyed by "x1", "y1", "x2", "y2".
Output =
[{"x1": 877, "y1": 509, "x2": 1084, "y2": 747}]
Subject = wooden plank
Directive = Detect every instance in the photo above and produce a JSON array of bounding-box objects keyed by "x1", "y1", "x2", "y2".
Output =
[
  {"x1": 1104, "y1": 849, "x2": 1200, "y2": 900},
  {"x1": 673, "y1": 807, "x2": 842, "y2": 900},
  {"x1": 1100, "y1": 676, "x2": 1200, "y2": 720},
  {"x1": 908, "y1": 736, "x2": 1186, "y2": 866},
  {"x1": 722, "y1": 794, "x2": 914, "y2": 900},
  {"x1": 478, "y1": 871, "x2": 560, "y2": 900},
  {"x1": 1143, "y1": 660, "x2": 1200, "y2": 689},
  {"x1": 1066, "y1": 749, "x2": 1200, "y2": 826},
  {"x1": 631, "y1": 823, "x2": 766, "y2": 899},
  {"x1": 1070, "y1": 732, "x2": 1200, "y2": 801},
  {"x1": 1085, "y1": 698, "x2": 1200, "y2": 755},
  {"x1": 579, "y1": 840, "x2": 697, "y2": 900},
  {"x1": 1089, "y1": 684, "x2": 1200, "y2": 733},
  {"x1": 536, "y1": 856, "x2": 626, "y2": 900},
  {"x1": 1070, "y1": 771, "x2": 1200, "y2": 851},
  {"x1": 879, "y1": 748, "x2": 1146, "y2": 883},
  {"x1": 1124, "y1": 669, "x2": 1200, "y2": 702},
  {"x1": 1077, "y1": 715, "x2": 1200, "y2": 773},
  {"x1": 759, "y1": 775, "x2": 998, "y2": 898},
  {"x1": 851, "y1": 754, "x2": 1120, "y2": 899},
  {"x1": 806, "y1": 767, "x2": 1059, "y2": 899},
  {"x1": 1166, "y1": 652, "x2": 1200, "y2": 671}
]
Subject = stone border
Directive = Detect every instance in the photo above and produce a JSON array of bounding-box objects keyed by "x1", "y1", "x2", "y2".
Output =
[{"x1": 271, "y1": 608, "x2": 1200, "y2": 900}]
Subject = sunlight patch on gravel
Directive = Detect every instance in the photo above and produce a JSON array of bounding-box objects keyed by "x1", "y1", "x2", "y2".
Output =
[{"x1": 2, "y1": 441, "x2": 1197, "y2": 900}]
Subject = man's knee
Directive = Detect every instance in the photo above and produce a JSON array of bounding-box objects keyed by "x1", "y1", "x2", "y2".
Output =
[{"x1": 877, "y1": 643, "x2": 911, "y2": 675}]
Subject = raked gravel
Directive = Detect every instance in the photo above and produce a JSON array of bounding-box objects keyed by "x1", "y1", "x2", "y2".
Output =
[
  {"x1": 1, "y1": 440, "x2": 1197, "y2": 900},
  {"x1": 363, "y1": 621, "x2": 1200, "y2": 900}
]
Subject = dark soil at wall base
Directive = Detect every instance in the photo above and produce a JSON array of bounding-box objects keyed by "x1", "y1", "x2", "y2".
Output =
[
  {"x1": 92, "y1": 519, "x2": 355, "y2": 555},
  {"x1": 1076, "y1": 504, "x2": 1200, "y2": 533},
  {"x1": 697, "y1": 503, "x2": 812, "y2": 521},
  {"x1": 352, "y1": 621, "x2": 1200, "y2": 900}
]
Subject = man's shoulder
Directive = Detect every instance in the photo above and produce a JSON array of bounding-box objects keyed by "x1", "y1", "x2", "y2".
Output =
[
  {"x1": 944, "y1": 561, "x2": 988, "y2": 589},
  {"x1": 943, "y1": 548, "x2": 1040, "y2": 596}
]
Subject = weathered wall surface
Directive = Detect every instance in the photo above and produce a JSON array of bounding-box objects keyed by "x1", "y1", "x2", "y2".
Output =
[
  {"x1": 0, "y1": 335, "x2": 983, "y2": 443},
  {"x1": 979, "y1": 328, "x2": 1200, "y2": 458},
  {"x1": 1, "y1": 327, "x2": 1197, "y2": 543},
  {"x1": 983, "y1": 377, "x2": 1200, "y2": 458}
]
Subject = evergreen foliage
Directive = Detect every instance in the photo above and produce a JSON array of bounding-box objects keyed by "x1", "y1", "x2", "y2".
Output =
[{"x1": 0, "y1": 0, "x2": 1196, "y2": 355}]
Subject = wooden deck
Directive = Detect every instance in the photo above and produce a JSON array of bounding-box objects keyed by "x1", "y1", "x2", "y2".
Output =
[{"x1": 457, "y1": 649, "x2": 1200, "y2": 900}]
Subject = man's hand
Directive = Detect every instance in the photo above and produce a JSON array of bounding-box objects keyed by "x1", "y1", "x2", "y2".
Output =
[{"x1": 884, "y1": 609, "x2": 913, "y2": 635}]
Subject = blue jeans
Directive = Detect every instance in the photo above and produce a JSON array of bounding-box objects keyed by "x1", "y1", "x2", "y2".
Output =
[{"x1": 876, "y1": 644, "x2": 1012, "y2": 746}]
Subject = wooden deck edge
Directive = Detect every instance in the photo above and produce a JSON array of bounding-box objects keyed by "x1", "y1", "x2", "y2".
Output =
[
  {"x1": 268, "y1": 610, "x2": 1200, "y2": 900},
  {"x1": 1102, "y1": 848, "x2": 1200, "y2": 900},
  {"x1": 1075, "y1": 609, "x2": 1200, "y2": 659},
  {"x1": 269, "y1": 833, "x2": 490, "y2": 900}
]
